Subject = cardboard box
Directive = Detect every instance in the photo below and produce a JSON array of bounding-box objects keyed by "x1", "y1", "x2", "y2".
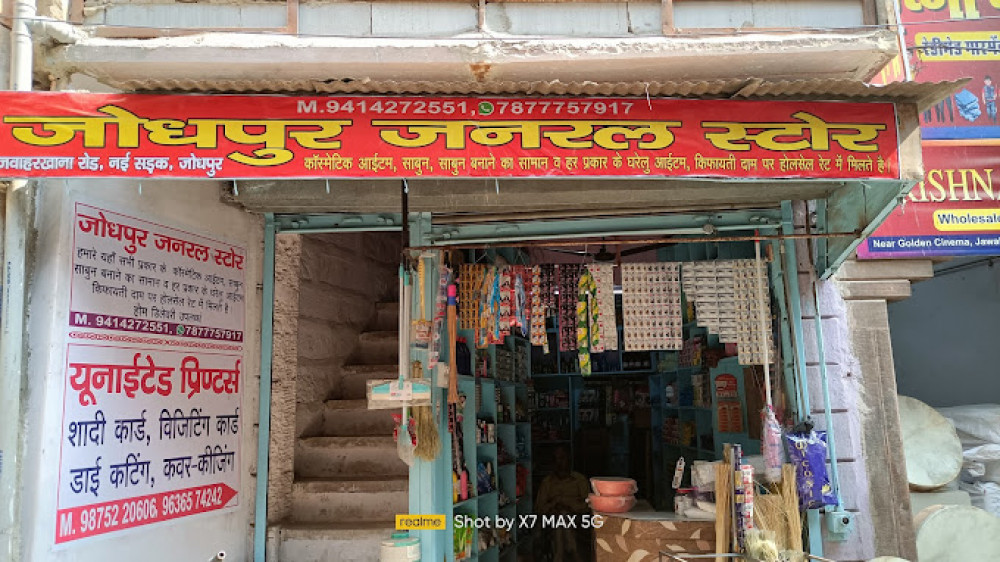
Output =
[{"x1": 593, "y1": 515, "x2": 715, "y2": 561}]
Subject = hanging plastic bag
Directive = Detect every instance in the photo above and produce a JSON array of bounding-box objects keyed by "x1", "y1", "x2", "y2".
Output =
[
  {"x1": 785, "y1": 429, "x2": 837, "y2": 509},
  {"x1": 762, "y1": 407, "x2": 784, "y2": 483},
  {"x1": 393, "y1": 412, "x2": 416, "y2": 466}
]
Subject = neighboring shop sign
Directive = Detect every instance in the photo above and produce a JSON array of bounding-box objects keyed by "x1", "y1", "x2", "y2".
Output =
[
  {"x1": 858, "y1": 144, "x2": 1000, "y2": 258},
  {"x1": 0, "y1": 93, "x2": 901, "y2": 180},
  {"x1": 862, "y1": 0, "x2": 1000, "y2": 258},
  {"x1": 70, "y1": 204, "x2": 246, "y2": 343},
  {"x1": 57, "y1": 203, "x2": 245, "y2": 544},
  {"x1": 901, "y1": 0, "x2": 1000, "y2": 140}
]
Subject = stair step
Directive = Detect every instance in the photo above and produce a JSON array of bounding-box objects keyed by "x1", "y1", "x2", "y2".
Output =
[
  {"x1": 358, "y1": 330, "x2": 399, "y2": 344},
  {"x1": 295, "y1": 436, "x2": 408, "y2": 479},
  {"x1": 295, "y1": 476, "x2": 409, "y2": 493},
  {"x1": 274, "y1": 521, "x2": 396, "y2": 562},
  {"x1": 355, "y1": 330, "x2": 400, "y2": 364},
  {"x1": 374, "y1": 301, "x2": 400, "y2": 332},
  {"x1": 338, "y1": 364, "x2": 399, "y2": 400},
  {"x1": 322, "y1": 399, "x2": 396, "y2": 436},
  {"x1": 291, "y1": 477, "x2": 409, "y2": 523}
]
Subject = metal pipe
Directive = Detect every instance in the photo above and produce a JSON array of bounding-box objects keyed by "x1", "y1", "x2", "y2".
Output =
[
  {"x1": 10, "y1": 0, "x2": 33, "y2": 91},
  {"x1": 933, "y1": 257, "x2": 995, "y2": 277},
  {"x1": 777, "y1": 242, "x2": 806, "y2": 418},
  {"x1": 431, "y1": 205, "x2": 772, "y2": 224},
  {"x1": 253, "y1": 214, "x2": 276, "y2": 562},
  {"x1": 804, "y1": 206, "x2": 844, "y2": 510},
  {"x1": 1, "y1": 0, "x2": 35, "y2": 555},
  {"x1": 780, "y1": 201, "x2": 812, "y2": 417},
  {"x1": 809, "y1": 264, "x2": 843, "y2": 509},
  {"x1": 412, "y1": 230, "x2": 860, "y2": 251},
  {"x1": 427, "y1": 223, "x2": 773, "y2": 247}
]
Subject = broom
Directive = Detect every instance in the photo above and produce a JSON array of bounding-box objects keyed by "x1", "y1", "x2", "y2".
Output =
[
  {"x1": 715, "y1": 447, "x2": 733, "y2": 561},
  {"x1": 782, "y1": 463, "x2": 803, "y2": 553},
  {"x1": 413, "y1": 404, "x2": 441, "y2": 461}
]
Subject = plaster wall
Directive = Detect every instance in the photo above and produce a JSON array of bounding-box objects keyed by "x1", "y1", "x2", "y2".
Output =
[
  {"x1": 17, "y1": 180, "x2": 263, "y2": 561},
  {"x1": 267, "y1": 231, "x2": 399, "y2": 522},
  {"x1": 267, "y1": 234, "x2": 301, "y2": 524},
  {"x1": 294, "y1": 232, "x2": 398, "y2": 430},
  {"x1": 888, "y1": 259, "x2": 1000, "y2": 408},
  {"x1": 797, "y1": 267, "x2": 874, "y2": 561}
]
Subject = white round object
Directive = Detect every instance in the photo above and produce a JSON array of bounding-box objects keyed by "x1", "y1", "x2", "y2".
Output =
[
  {"x1": 868, "y1": 557, "x2": 910, "y2": 562},
  {"x1": 898, "y1": 396, "x2": 963, "y2": 491},
  {"x1": 915, "y1": 505, "x2": 1000, "y2": 562},
  {"x1": 381, "y1": 533, "x2": 421, "y2": 562}
]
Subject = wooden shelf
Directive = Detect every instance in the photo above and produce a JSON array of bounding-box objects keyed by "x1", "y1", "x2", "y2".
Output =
[
  {"x1": 532, "y1": 370, "x2": 653, "y2": 378},
  {"x1": 663, "y1": 405, "x2": 712, "y2": 411},
  {"x1": 454, "y1": 496, "x2": 478, "y2": 509}
]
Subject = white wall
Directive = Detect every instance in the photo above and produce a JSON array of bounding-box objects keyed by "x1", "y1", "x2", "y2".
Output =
[
  {"x1": 889, "y1": 258, "x2": 1000, "y2": 408},
  {"x1": 802, "y1": 274, "x2": 873, "y2": 561},
  {"x1": 18, "y1": 179, "x2": 263, "y2": 561}
]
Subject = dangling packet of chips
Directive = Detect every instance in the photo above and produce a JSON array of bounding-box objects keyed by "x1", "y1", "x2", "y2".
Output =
[{"x1": 785, "y1": 429, "x2": 838, "y2": 509}]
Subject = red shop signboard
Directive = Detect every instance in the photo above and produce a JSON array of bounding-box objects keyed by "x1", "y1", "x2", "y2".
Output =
[
  {"x1": 0, "y1": 92, "x2": 901, "y2": 180},
  {"x1": 858, "y1": 144, "x2": 1000, "y2": 258}
]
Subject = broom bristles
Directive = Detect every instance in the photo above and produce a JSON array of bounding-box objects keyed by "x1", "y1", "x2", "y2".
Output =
[
  {"x1": 413, "y1": 405, "x2": 441, "y2": 461},
  {"x1": 715, "y1": 460, "x2": 733, "y2": 561}
]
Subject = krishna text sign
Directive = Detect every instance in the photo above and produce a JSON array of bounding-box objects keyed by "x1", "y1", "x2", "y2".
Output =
[
  {"x1": 0, "y1": 93, "x2": 900, "y2": 180},
  {"x1": 859, "y1": 144, "x2": 1000, "y2": 258}
]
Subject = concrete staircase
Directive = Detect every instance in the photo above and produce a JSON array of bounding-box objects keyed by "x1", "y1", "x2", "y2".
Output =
[{"x1": 276, "y1": 301, "x2": 408, "y2": 562}]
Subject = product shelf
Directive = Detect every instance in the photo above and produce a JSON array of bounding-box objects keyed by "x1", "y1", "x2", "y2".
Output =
[{"x1": 453, "y1": 496, "x2": 478, "y2": 509}]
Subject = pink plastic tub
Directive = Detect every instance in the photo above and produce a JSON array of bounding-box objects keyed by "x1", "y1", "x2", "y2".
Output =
[
  {"x1": 587, "y1": 493, "x2": 636, "y2": 513},
  {"x1": 590, "y1": 477, "x2": 637, "y2": 496}
]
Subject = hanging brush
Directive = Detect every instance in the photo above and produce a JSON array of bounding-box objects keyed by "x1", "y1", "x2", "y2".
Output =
[
  {"x1": 413, "y1": 404, "x2": 441, "y2": 461},
  {"x1": 756, "y1": 234, "x2": 784, "y2": 484}
]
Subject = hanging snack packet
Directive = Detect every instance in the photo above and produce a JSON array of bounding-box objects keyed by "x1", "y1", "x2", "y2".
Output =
[{"x1": 785, "y1": 430, "x2": 838, "y2": 509}]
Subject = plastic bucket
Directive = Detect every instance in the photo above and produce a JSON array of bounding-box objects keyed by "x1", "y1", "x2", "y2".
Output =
[{"x1": 381, "y1": 531, "x2": 421, "y2": 562}]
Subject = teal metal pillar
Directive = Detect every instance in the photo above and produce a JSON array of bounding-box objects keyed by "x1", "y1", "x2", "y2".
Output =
[
  {"x1": 780, "y1": 201, "x2": 812, "y2": 417},
  {"x1": 254, "y1": 214, "x2": 276, "y2": 562},
  {"x1": 781, "y1": 201, "x2": 822, "y2": 556},
  {"x1": 767, "y1": 239, "x2": 801, "y2": 420},
  {"x1": 408, "y1": 212, "x2": 450, "y2": 561}
]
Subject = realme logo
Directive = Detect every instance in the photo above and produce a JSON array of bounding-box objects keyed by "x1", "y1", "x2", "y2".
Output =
[{"x1": 396, "y1": 514, "x2": 446, "y2": 530}]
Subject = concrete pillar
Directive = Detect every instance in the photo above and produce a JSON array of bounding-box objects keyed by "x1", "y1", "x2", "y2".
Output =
[
  {"x1": 829, "y1": 258, "x2": 933, "y2": 560},
  {"x1": 268, "y1": 234, "x2": 302, "y2": 524}
]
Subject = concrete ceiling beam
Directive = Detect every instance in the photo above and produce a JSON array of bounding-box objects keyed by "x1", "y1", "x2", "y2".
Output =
[{"x1": 44, "y1": 30, "x2": 898, "y2": 88}]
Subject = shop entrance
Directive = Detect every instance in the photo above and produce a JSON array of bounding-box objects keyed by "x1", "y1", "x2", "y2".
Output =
[
  {"x1": 266, "y1": 221, "x2": 414, "y2": 559},
  {"x1": 438, "y1": 231, "x2": 798, "y2": 562},
  {"x1": 264, "y1": 206, "x2": 811, "y2": 562}
]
